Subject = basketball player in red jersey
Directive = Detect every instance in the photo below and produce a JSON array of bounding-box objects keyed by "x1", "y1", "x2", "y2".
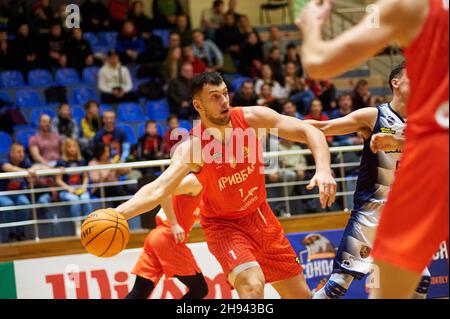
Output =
[
  {"x1": 114, "y1": 72, "x2": 337, "y2": 299},
  {"x1": 126, "y1": 174, "x2": 209, "y2": 299},
  {"x1": 297, "y1": 0, "x2": 448, "y2": 298}
]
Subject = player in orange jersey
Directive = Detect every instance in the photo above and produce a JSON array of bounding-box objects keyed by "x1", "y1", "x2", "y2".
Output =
[
  {"x1": 125, "y1": 174, "x2": 209, "y2": 299},
  {"x1": 113, "y1": 71, "x2": 337, "y2": 299},
  {"x1": 297, "y1": 0, "x2": 448, "y2": 298}
]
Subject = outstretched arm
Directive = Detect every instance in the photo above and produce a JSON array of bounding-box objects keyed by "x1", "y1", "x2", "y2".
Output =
[
  {"x1": 296, "y1": 0, "x2": 426, "y2": 79},
  {"x1": 115, "y1": 140, "x2": 200, "y2": 220},
  {"x1": 305, "y1": 107, "x2": 378, "y2": 139},
  {"x1": 245, "y1": 106, "x2": 336, "y2": 208}
]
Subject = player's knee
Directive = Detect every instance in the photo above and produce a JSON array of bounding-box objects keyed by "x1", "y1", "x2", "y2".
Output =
[{"x1": 237, "y1": 277, "x2": 265, "y2": 298}]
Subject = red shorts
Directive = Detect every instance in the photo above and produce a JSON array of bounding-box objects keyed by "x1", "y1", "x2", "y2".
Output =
[
  {"x1": 201, "y1": 201, "x2": 302, "y2": 285},
  {"x1": 132, "y1": 226, "x2": 201, "y2": 284},
  {"x1": 372, "y1": 133, "x2": 449, "y2": 274}
]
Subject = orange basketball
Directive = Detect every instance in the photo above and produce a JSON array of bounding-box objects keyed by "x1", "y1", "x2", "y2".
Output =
[{"x1": 80, "y1": 209, "x2": 130, "y2": 257}]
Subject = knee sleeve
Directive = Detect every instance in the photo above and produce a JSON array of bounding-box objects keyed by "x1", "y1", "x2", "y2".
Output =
[{"x1": 125, "y1": 276, "x2": 155, "y2": 299}]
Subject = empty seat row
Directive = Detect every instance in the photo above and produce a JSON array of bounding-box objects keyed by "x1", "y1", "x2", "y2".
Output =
[{"x1": 0, "y1": 67, "x2": 100, "y2": 88}]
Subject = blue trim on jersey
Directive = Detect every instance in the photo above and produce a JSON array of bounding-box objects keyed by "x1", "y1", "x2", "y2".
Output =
[{"x1": 387, "y1": 103, "x2": 406, "y2": 123}]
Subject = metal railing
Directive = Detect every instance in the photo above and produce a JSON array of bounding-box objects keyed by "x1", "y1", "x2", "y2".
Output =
[{"x1": 0, "y1": 145, "x2": 364, "y2": 242}]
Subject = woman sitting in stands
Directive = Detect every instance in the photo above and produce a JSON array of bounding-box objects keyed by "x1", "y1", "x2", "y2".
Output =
[
  {"x1": 88, "y1": 142, "x2": 130, "y2": 200},
  {"x1": 55, "y1": 138, "x2": 93, "y2": 234}
]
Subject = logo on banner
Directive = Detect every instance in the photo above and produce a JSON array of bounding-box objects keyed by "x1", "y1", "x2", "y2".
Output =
[{"x1": 301, "y1": 234, "x2": 336, "y2": 261}]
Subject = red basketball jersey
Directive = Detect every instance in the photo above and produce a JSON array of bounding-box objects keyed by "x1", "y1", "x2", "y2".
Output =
[
  {"x1": 155, "y1": 189, "x2": 203, "y2": 233},
  {"x1": 192, "y1": 107, "x2": 267, "y2": 219},
  {"x1": 404, "y1": 0, "x2": 449, "y2": 137}
]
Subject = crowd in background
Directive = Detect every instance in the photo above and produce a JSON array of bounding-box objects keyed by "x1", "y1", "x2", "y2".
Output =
[{"x1": 0, "y1": 0, "x2": 390, "y2": 243}]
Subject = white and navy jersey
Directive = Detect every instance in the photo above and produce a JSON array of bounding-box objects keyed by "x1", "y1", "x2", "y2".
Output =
[{"x1": 352, "y1": 103, "x2": 406, "y2": 226}]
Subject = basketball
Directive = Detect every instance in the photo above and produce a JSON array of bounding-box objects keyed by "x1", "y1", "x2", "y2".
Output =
[{"x1": 80, "y1": 209, "x2": 130, "y2": 258}]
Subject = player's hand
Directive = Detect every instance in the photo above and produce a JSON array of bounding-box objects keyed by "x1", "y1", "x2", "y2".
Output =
[
  {"x1": 306, "y1": 169, "x2": 337, "y2": 208},
  {"x1": 370, "y1": 133, "x2": 403, "y2": 153},
  {"x1": 171, "y1": 223, "x2": 185, "y2": 244},
  {"x1": 296, "y1": 0, "x2": 332, "y2": 32}
]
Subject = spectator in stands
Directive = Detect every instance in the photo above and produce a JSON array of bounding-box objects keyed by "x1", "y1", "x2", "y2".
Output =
[
  {"x1": 282, "y1": 100, "x2": 303, "y2": 120},
  {"x1": 215, "y1": 12, "x2": 241, "y2": 59},
  {"x1": 137, "y1": 120, "x2": 163, "y2": 161},
  {"x1": 0, "y1": 143, "x2": 36, "y2": 242},
  {"x1": 255, "y1": 64, "x2": 286, "y2": 100},
  {"x1": 304, "y1": 99, "x2": 333, "y2": 144},
  {"x1": 138, "y1": 30, "x2": 165, "y2": 64},
  {"x1": 263, "y1": 26, "x2": 287, "y2": 61},
  {"x1": 232, "y1": 80, "x2": 257, "y2": 107},
  {"x1": 43, "y1": 22, "x2": 68, "y2": 70},
  {"x1": 116, "y1": 20, "x2": 146, "y2": 64},
  {"x1": 108, "y1": 0, "x2": 131, "y2": 31},
  {"x1": 200, "y1": 0, "x2": 225, "y2": 41},
  {"x1": 80, "y1": 100, "x2": 102, "y2": 160},
  {"x1": 80, "y1": 0, "x2": 111, "y2": 32},
  {"x1": 239, "y1": 31, "x2": 263, "y2": 77},
  {"x1": 330, "y1": 93, "x2": 364, "y2": 147},
  {"x1": 226, "y1": 0, "x2": 242, "y2": 23},
  {"x1": 174, "y1": 15, "x2": 192, "y2": 47},
  {"x1": 283, "y1": 61, "x2": 300, "y2": 97},
  {"x1": 88, "y1": 142, "x2": 130, "y2": 199},
  {"x1": 352, "y1": 79, "x2": 373, "y2": 109},
  {"x1": 161, "y1": 46, "x2": 182, "y2": 84},
  {"x1": 168, "y1": 31, "x2": 181, "y2": 51},
  {"x1": 152, "y1": 0, "x2": 184, "y2": 29},
  {"x1": 55, "y1": 138, "x2": 93, "y2": 235},
  {"x1": 0, "y1": 27, "x2": 12, "y2": 70},
  {"x1": 307, "y1": 79, "x2": 337, "y2": 113},
  {"x1": 66, "y1": 28, "x2": 96, "y2": 74},
  {"x1": 192, "y1": 29, "x2": 224, "y2": 72},
  {"x1": 128, "y1": 0, "x2": 154, "y2": 37},
  {"x1": 93, "y1": 110, "x2": 130, "y2": 162},
  {"x1": 167, "y1": 62, "x2": 196, "y2": 119},
  {"x1": 51, "y1": 103, "x2": 79, "y2": 142},
  {"x1": 98, "y1": 50, "x2": 136, "y2": 104},
  {"x1": 284, "y1": 43, "x2": 303, "y2": 77},
  {"x1": 289, "y1": 76, "x2": 315, "y2": 115},
  {"x1": 29, "y1": 114, "x2": 62, "y2": 167},
  {"x1": 31, "y1": 0, "x2": 53, "y2": 36},
  {"x1": 162, "y1": 115, "x2": 184, "y2": 158},
  {"x1": 182, "y1": 44, "x2": 206, "y2": 75},
  {"x1": 257, "y1": 83, "x2": 282, "y2": 113},
  {"x1": 10, "y1": 23, "x2": 40, "y2": 75},
  {"x1": 236, "y1": 15, "x2": 259, "y2": 44},
  {"x1": 266, "y1": 46, "x2": 285, "y2": 85}
]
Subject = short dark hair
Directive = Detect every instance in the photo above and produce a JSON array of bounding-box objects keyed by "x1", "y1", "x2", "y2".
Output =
[
  {"x1": 213, "y1": 0, "x2": 224, "y2": 8},
  {"x1": 167, "y1": 114, "x2": 179, "y2": 124},
  {"x1": 191, "y1": 72, "x2": 224, "y2": 97},
  {"x1": 93, "y1": 142, "x2": 110, "y2": 161},
  {"x1": 389, "y1": 61, "x2": 406, "y2": 92},
  {"x1": 145, "y1": 119, "x2": 157, "y2": 126},
  {"x1": 338, "y1": 91, "x2": 352, "y2": 101},
  {"x1": 84, "y1": 100, "x2": 99, "y2": 110}
]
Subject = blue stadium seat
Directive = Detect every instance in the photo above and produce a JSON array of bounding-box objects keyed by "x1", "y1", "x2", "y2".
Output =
[
  {"x1": 117, "y1": 102, "x2": 145, "y2": 122},
  {"x1": 82, "y1": 66, "x2": 100, "y2": 85},
  {"x1": 15, "y1": 128, "x2": 36, "y2": 148},
  {"x1": 117, "y1": 124, "x2": 137, "y2": 144},
  {"x1": 153, "y1": 29, "x2": 170, "y2": 48},
  {"x1": 179, "y1": 119, "x2": 192, "y2": 131},
  {"x1": 30, "y1": 108, "x2": 56, "y2": 127},
  {"x1": 99, "y1": 31, "x2": 118, "y2": 49},
  {"x1": 137, "y1": 122, "x2": 164, "y2": 137},
  {"x1": 146, "y1": 99, "x2": 170, "y2": 121},
  {"x1": 99, "y1": 103, "x2": 113, "y2": 115},
  {"x1": 28, "y1": 69, "x2": 53, "y2": 86},
  {"x1": 71, "y1": 105, "x2": 85, "y2": 126},
  {"x1": 55, "y1": 68, "x2": 81, "y2": 86},
  {"x1": 83, "y1": 32, "x2": 99, "y2": 47},
  {"x1": 0, "y1": 91, "x2": 11, "y2": 104},
  {"x1": 15, "y1": 89, "x2": 44, "y2": 107},
  {"x1": 72, "y1": 87, "x2": 98, "y2": 105},
  {"x1": 1, "y1": 70, "x2": 25, "y2": 88},
  {"x1": 232, "y1": 76, "x2": 252, "y2": 92},
  {"x1": 0, "y1": 132, "x2": 12, "y2": 153}
]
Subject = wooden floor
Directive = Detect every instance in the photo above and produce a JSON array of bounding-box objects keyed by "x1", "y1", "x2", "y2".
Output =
[{"x1": 0, "y1": 211, "x2": 350, "y2": 262}]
